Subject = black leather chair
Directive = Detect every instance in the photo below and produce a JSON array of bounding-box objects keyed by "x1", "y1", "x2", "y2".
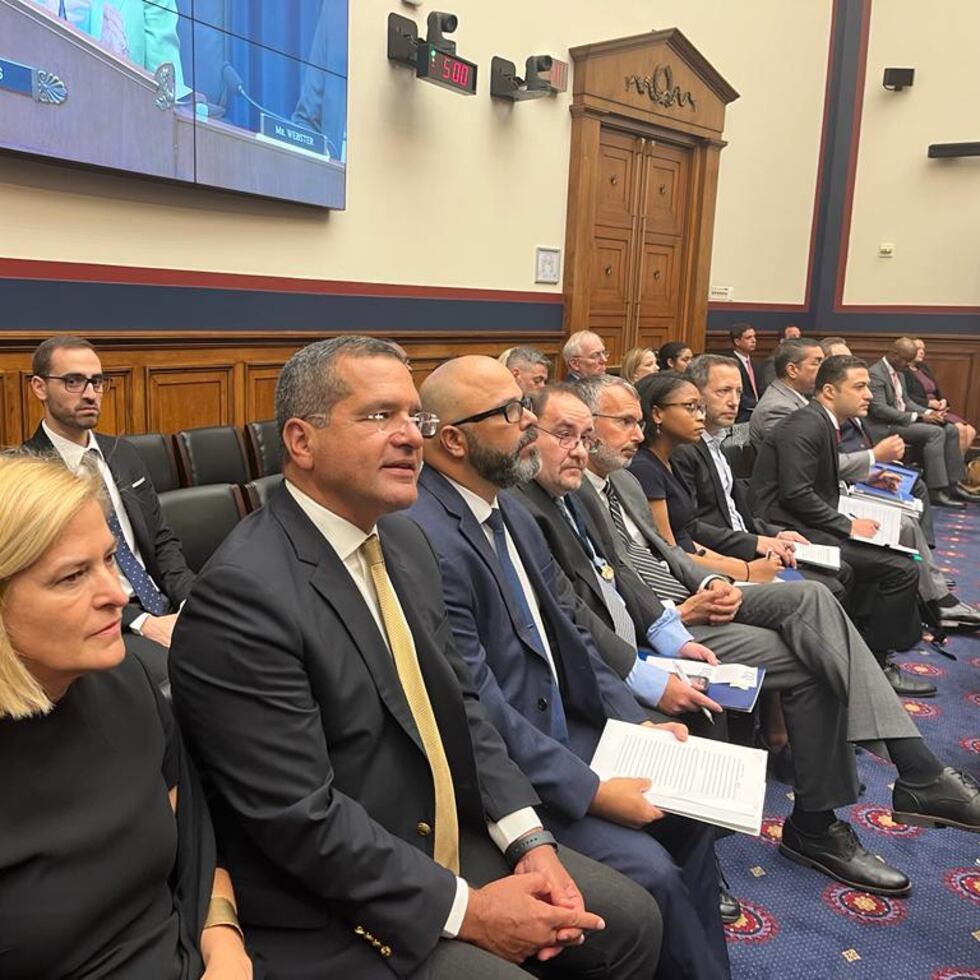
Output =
[
  {"x1": 244, "y1": 419, "x2": 282, "y2": 477},
  {"x1": 243, "y1": 474, "x2": 284, "y2": 512},
  {"x1": 722, "y1": 439, "x2": 757, "y2": 480},
  {"x1": 157, "y1": 483, "x2": 248, "y2": 573},
  {"x1": 120, "y1": 433, "x2": 180, "y2": 492},
  {"x1": 173, "y1": 425, "x2": 250, "y2": 487}
]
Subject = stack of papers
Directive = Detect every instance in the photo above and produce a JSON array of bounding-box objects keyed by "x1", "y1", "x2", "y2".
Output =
[
  {"x1": 590, "y1": 720, "x2": 767, "y2": 835},
  {"x1": 791, "y1": 542, "x2": 841, "y2": 571},
  {"x1": 838, "y1": 495, "x2": 919, "y2": 554},
  {"x1": 643, "y1": 659, "x2": 765, "y2": 712}
]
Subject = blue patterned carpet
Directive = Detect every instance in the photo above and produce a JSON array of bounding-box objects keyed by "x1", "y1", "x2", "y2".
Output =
[{"x1": 719, "y1": 505, "x2": 980, "y2": 980}]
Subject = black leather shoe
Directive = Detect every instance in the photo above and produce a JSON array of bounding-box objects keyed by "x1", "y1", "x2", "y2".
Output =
[
  {"x1": 779, "y1": 819, "x2": 911, "y2": 896},
  {"x1": 719, "y1": 884, "x2": 741, "y2": 924},
  {"x1": 884, "y1": 663, "x2": 936, "y2": 698},
  {"x1": 893, "y1": 767, "x2": 980, "y2": 832},
  {"x1": 930, "y1": 490, "x2": 965, "y2": 509}
]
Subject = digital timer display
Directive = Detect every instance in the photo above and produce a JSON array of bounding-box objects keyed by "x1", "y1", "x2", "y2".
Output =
[{"x1": 417, "y1": 43, "x2": 478, "y2": 95}]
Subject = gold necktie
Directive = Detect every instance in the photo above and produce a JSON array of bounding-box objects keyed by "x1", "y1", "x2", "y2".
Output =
[{"x1": 361, "y1": 534, "x2": 460, "y2": 874}]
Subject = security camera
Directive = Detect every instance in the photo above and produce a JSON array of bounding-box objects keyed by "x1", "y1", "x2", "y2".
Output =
[{"x1": 426, "y1": 11, "x2": 458, "y2": 53}]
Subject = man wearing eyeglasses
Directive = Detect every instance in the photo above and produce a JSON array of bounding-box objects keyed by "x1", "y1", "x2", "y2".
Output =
[
  {"x1": 24, "y1": 335, "x2": 195, "y2": 690},
  {"x1": 408, "y1": 356, "x2": 731, "y2": 980},
  {"x1": 562, "y1": 331, "x2": 610, "y2": 383}
]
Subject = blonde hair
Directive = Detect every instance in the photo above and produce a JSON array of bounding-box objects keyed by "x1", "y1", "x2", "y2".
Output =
[
  {"x1": 621, "y1": 347, "x2": 656, "y2": 383},
  {"x1": 0, "y1": 452, "x2": 104, "y2": 719}
]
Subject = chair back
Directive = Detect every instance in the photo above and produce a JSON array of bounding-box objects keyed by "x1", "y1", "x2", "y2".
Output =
[
  {"x1": 242, "y1": 474, "x2": 285, "y2": 512},
  {"x1": 157, "y1": 484, "x2": 248, "y2": 573},
  {"x1": 174, "y1": 425, "x2": 250, "y2": 486},
  {"x1": 244, "y1": 419, "x2": 282, "y2": 477}
]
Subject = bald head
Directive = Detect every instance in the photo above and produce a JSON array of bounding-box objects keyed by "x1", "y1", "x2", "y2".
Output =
[
  {"x1": 887, "y1": 336, "x2": 918, "y2": 371},
  {"x1": 421, "y1": 355, "x2": 522, "y2": 424},
  {"x1": 421, "y1": 356, "x2": 539, "y2": 500}
]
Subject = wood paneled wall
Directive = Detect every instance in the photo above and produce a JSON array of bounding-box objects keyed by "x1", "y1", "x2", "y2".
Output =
[
  {"x1": 0, "y1": 331, "x2": 562, "y2": 446},
  {"x1": 706, "y1": 330, "x2": 980, "y2": 427}
]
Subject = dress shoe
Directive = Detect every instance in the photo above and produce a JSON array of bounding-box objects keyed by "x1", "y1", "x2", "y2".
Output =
[
  {"x1": 779, "y1": 819, "x2": 911, "y2": 896},
  {"x1": 883, "y1": 663, "x2": 936, "y2": 698},
  {"x1": 929, "y1": 490, "x2": 965, "y2": 508},
  {"x1": 719, "y1": 884, "x2": 741, "y2": 924},
  {"x1": 893, "y1": 767, "x2": 980, "y2": 832},
  {"x1": 939, "y1": 601, "x2": 980, "y2": 625}
]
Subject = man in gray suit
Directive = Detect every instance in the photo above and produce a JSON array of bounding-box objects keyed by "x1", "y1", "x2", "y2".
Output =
[
  {"x1": 748, "y1": 339, "x2": 824, "y2": 448},
  {"x1": 867, "y1": 337, "x2": 967, "y2": 508},
  {"x1": 568, "y1": 374, "x2": 980, "y2": 893}
]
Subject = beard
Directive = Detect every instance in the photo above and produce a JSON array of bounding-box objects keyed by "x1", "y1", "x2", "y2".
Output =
[
  {"x1": 589, "y1": 439, "x2": 628, "y2": 474},
  {"x1": 469, "y1": 429, "x2": 541, "y2": 488},
  {"x1": 51, "y1": 400, "x2": 100, "y2": 432}
]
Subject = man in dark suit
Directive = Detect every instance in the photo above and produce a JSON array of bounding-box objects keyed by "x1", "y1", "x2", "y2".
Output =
[
  {"x1": 575, "y1": 374, "x2": 980, "y2": 887},
  {"x1": 867, "y1": 337, "x2": 967, "y2": 507},
  {"x1": 729, "y1": 323, "x2": 759, "y2": 422},
  {"x1": 24, "y1": 335, "x2": 195, "y2": 689},
  {"x1": 408, "y1": 356, "x2": 730, "y2": 980},
  {"x1": 677, "y1": 353, "x2": 851, "y2": 603},
  {"x1": 561, "y1": 330, "x2": 609, "y2": 383},
  {"x1": 169, "y1": 338, "x2": 661, "y2": 980}
]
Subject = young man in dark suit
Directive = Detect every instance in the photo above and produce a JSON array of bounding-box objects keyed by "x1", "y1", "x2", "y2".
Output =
[
  {"x1": 170, "y1": 337, "x2": 661, "y2": 980},
  {"x1": 729, "y1": 323, "x2": 759, "y2": 422},
  {"x1": 24, "y1": 335, "x2": 194, "y2": 689},
  {"x1": 409, "y1": 356, "x2": 731, "y2": 980}
]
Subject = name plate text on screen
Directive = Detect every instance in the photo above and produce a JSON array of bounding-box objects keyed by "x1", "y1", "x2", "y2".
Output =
[{"x1": 260, "y1": 115, "x2": 327, "y2": 157}]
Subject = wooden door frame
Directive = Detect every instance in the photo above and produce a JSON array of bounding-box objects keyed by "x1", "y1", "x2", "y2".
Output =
[{"x1": 562, "y1": 29, "x2": 737, "y2": 360}]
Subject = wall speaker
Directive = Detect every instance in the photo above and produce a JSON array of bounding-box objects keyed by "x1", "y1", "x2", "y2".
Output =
[{"x1": 882, "y1": 67, "x2": 914, "y2": 91}]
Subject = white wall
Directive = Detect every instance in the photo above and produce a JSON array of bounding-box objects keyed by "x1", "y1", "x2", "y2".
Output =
[
  {"x1": 843, "y1": 0, "x2": 980, "y2": 307},
  {"x1": 0, "y1": 0, "x2": 832, "y2": 303}
]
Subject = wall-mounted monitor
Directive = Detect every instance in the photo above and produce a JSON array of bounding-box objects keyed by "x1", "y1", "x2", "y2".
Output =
[{"x1": 0, "y1": 0, "x2": 349, "y2": 208}]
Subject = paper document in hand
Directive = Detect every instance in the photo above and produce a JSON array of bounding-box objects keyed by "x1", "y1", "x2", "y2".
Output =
[
  {"x1": 839, "y1": 495, "x2": 917, "y2": 553},
  {"x1": 590, "y1": 720, "x2": 767, "y2": 835},
  {"x1": 644, "y1": 659, "x2": 758, "y2": 690},
  {"x1": 792, "y1": 542, "x2": 841, "y2": 571}
]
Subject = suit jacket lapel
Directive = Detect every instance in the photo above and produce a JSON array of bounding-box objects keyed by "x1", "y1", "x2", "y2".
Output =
[
  {"x1": 99, "y1": 434, "x2": 154, "y2": 557},
  {"x1": 694, "y1": 438, "x2": 730, "y2": 528},
  {"x1": 274, "y1": 492, "x2": 427, "y2": 756}
]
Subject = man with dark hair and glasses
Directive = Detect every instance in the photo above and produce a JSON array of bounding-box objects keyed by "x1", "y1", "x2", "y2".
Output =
[{"x1": 24, "y1": 335, "x2": 195, "y2": 691}]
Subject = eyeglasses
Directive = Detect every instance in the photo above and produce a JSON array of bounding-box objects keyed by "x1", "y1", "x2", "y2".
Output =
[
  {"x1": 450, "y1": 395, "x2": 532, "y2": 428},
  {"x1": 39, "y1": 373, "x2": 110, "y2": 393},
  {"x1": 661, "y1": 401, "x2": 707, "y2": 417},
  {"x1": 537, "y1": 425, "x2": 598, "y2": 452},
  {"x1": 593, "y1": 413, "x2": 646, "y2": 432},
  {"x1": 303, "y1": 410, "x2": 441, "y2": 438},
  {"x1": 582, "y1": 350, "x2": 610, "y2": 362}
]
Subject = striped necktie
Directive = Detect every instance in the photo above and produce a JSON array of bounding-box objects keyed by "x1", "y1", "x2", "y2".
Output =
[
  {"x1": 361, "y1": 534, "x2": 460, "y2": 874},
  {"x1": 602, "y1": 482, "x2": 690, "y2": 603},
  {"x1": 557, "y1": 495, "x2": 637, "y2": 647}
]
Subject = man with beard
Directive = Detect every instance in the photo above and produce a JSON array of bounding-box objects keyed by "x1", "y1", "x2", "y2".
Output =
[
  {"x1": 407, "y1": 356, "x2": 732, "y2": 980},
  {"x1": 23, "y1": 334, "x2": 195, "y2": 690}
]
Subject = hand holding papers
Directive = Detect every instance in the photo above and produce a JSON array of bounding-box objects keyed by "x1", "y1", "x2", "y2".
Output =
[
  {"x1": 792, "y1": 542, "x2": 842, "y2": 571},
  {"x1": 591, "y1": 720, "x2": 767, "y2": 835},
  {"x1": 645, "y1": 658, "x2": 765, "y2": 712},
  {"x1": 839, "y1": 495, "x2": 918, "y2": 554}
]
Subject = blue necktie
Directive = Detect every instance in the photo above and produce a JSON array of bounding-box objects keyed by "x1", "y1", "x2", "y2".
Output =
[
  {"x1": 484, "y1": 508, "x2": 568, "y2": 742},
  {"x1": 87, "y1": 450, "x2": 170, "y2": 616}
]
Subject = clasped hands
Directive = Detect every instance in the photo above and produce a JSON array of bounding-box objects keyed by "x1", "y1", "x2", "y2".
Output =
[{"x1": 678, "y1": 578, "x2": 743, "y2": 626}]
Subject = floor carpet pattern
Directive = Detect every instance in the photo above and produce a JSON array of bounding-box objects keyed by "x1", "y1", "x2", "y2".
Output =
[{"x1": 719, "y1": 504, "x2": 980, "y2": 980}]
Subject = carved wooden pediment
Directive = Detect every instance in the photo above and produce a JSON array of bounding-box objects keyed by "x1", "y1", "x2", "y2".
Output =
[{"x1": 569, "y1": 28, "x2": 739, "y2": 137}]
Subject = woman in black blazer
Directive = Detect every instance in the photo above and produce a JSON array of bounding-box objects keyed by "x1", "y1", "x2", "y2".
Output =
[{"x1": 905, "y1": 338, "x2": 976, "y2": 456}]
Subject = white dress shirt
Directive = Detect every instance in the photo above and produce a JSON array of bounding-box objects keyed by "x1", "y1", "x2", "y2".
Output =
[
  {"x1": 285, "y1": 480, "x2": 540, "y2": 936},
  {"x1": 701, "y1": 430, "x2": 747, "y2": 532},
  {"x1": 444, "y1": 476, "x2": 560, "y2": 684},
  {"x1": 42, "y1": 421, "x2": 157, "y2": 632}
]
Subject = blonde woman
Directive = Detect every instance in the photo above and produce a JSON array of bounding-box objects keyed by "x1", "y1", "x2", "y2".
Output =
[
  {"x1": 621, "y1": 347, "x2": 658, "y2": 384},
  {"x1": 0, "y1": 454, "x2": 251, "y2": 979}
]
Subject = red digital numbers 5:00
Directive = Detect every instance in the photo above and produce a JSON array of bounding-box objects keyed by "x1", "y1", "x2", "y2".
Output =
[{"x1": 440, "y1": 57, "x2": 470, "y2": 87}]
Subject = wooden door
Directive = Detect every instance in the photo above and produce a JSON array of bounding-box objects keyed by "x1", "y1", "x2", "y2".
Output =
[{"x1": 586, "y1": 130, "x2": 692, "y2": 362}]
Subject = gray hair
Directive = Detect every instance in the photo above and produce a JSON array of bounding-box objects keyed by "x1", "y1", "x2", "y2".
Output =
[
  {"x1": 506, "y1": 346, "x2": 551, "y2": 370},
  {"x1": 275, "y1": 336, "x2": 408, "y2": 436},
  {"x1": 687, "y1": 353, "x2": 740, "y2": 390},
  {"x1": 561, "y1": 330, "x2": 601, "y2": 365},
  {"x1": 572, "y1": 374, "x2": 639, "y2": 411}
]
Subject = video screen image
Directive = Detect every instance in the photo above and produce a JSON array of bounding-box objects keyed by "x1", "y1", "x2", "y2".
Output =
[{"x1": 0, "y1": 0, "x2": 349, "y2": 208}]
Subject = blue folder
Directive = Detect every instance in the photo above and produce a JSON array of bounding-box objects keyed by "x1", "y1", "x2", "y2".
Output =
[{"x1": 854, "y1": 462, "x2": 919, "y2": 503}]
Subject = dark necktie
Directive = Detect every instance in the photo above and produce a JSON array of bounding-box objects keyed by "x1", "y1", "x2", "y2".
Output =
[
  {"x1": 484, "y1": 508, "x2": 568, "y2": 742},
  {"x1": 557, "y1": 496, "x2": 637, "y2": 646},
  {"x1": 58, "y1": 0, "x2": 67, "y2": 18},
  {"x1": 602, "y1": 482, "x2": 690, "y2": 603},
  {"x1": 87, "y1": 450, "x2": 170, "y2": 616}
]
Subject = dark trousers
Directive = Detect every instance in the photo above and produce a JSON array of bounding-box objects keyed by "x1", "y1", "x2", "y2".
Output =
[
  {"x1": 248, "y1": 835, "x2": 663, "y2": 980},
  {"x1": 124, "y1": 631, "x2": 171, "y2": 697},
  {"x1": 838, "y1": 540, "x2": 921, "y2": 657},
  {"x1": 545, "y1": 809, "x2": 729, "y2": 980}
]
